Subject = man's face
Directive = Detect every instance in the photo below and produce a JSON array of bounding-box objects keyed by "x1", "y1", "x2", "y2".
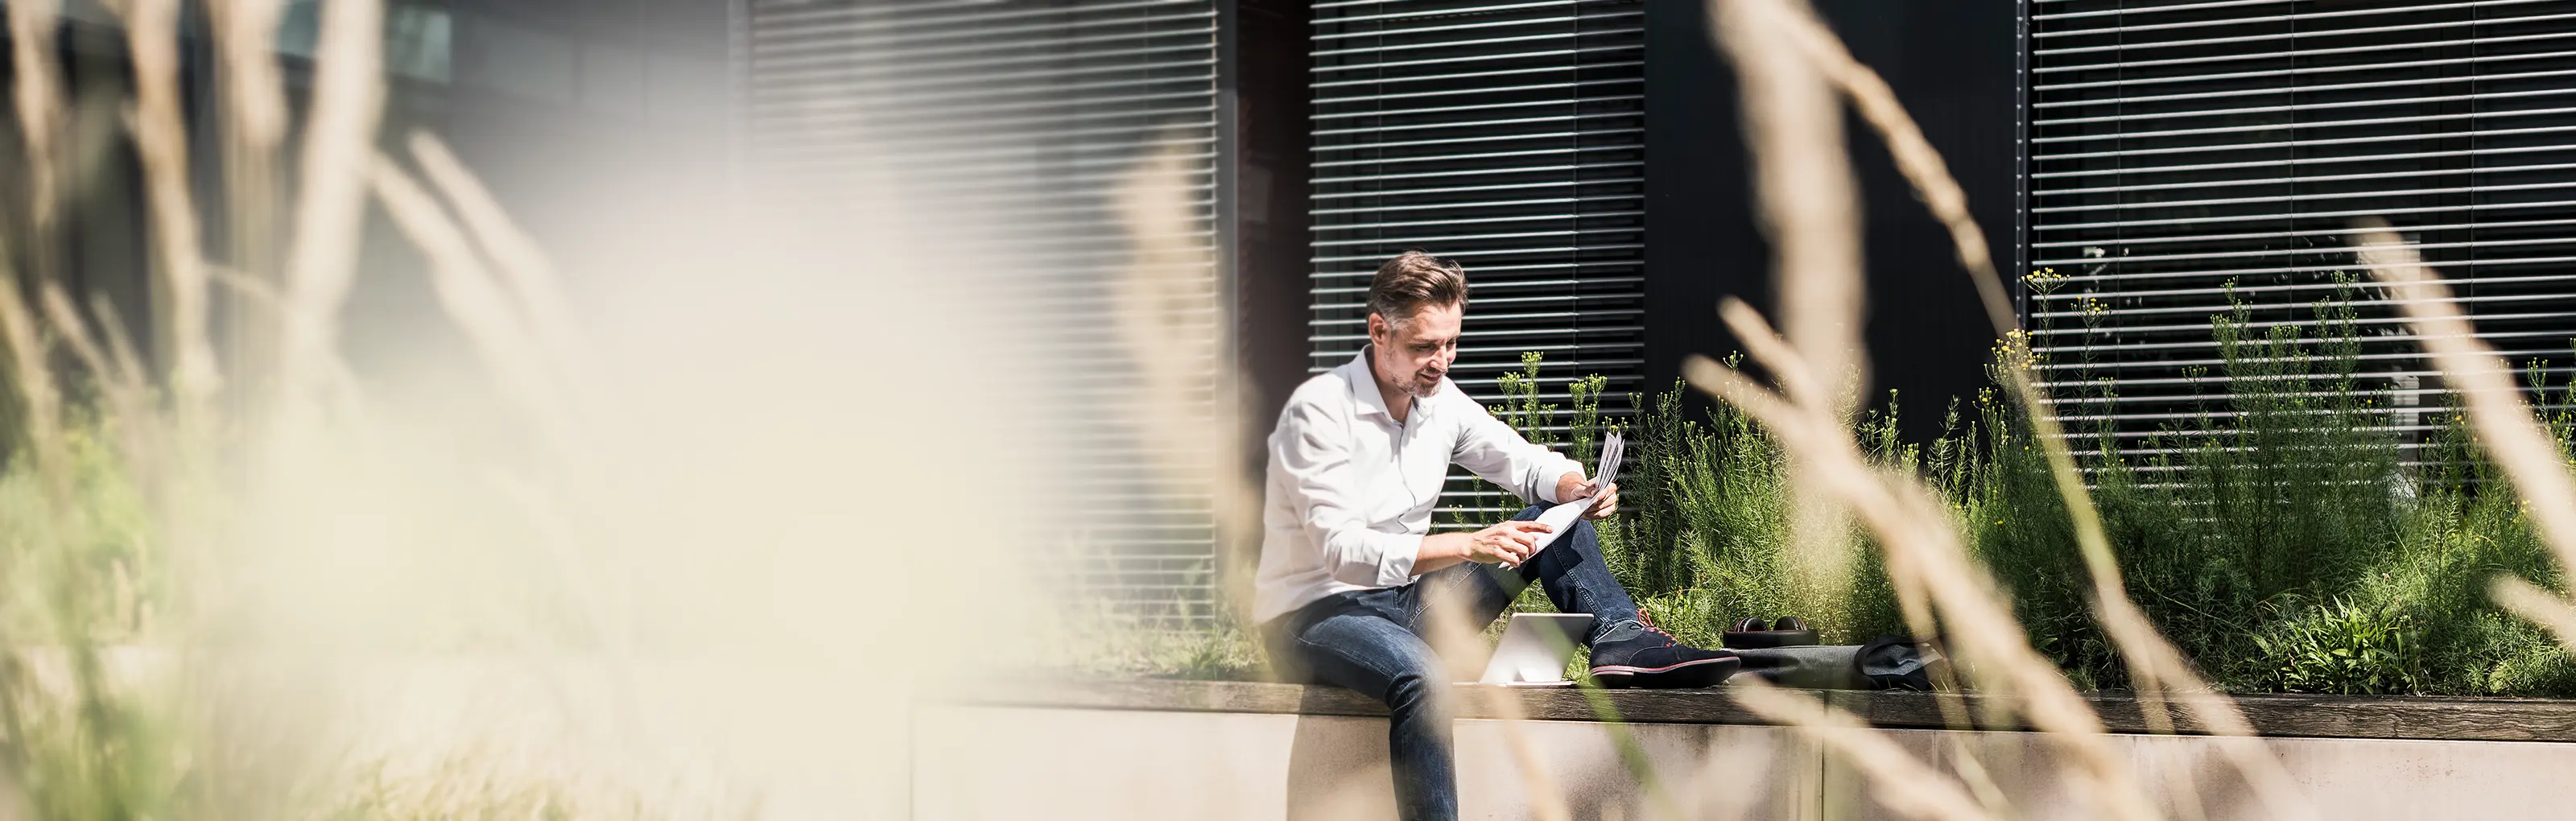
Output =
[{"x1": 1368, "y1": 302, "x2": 1463, "y2": 400}]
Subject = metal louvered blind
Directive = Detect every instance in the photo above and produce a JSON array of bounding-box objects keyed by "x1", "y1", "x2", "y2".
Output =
[
  {"x1": 1309, "y1": 0, "x2": 1646, "y2": 522},
  {"x1": 741, "y1": 1, "x2": 1223, "y2": 624},
  {"x1": 2025, "y1": 0, "x2": 2576, "y2": 454}
]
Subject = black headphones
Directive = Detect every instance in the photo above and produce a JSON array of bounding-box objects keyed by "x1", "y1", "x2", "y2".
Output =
[{"x1": 1723, "y1": 615, "x2": 1820, "y2": 648}]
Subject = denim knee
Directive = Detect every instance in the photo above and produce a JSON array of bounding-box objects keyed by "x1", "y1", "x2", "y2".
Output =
[{"x1": 1384, "y1": 668, "x2": 1451, "y2": 725}]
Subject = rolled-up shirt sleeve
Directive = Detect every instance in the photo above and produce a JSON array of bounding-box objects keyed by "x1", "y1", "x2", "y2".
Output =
[
  {"x1": 1272, "y1": 401, "x2": 1422, "y2": 586},
  {"x1": 1451, "y1": 404, "x2": 1586, "y2": 505}
]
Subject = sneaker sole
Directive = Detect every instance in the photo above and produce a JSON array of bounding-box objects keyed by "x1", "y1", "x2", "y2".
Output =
[{"x1": 1588, "y1": 657, "x2": 1742, "y2": 689}]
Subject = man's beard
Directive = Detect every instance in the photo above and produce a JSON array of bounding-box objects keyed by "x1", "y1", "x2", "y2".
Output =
[{"x1": 1408, "y1": 371, "x2": 1444, "y2": 399}]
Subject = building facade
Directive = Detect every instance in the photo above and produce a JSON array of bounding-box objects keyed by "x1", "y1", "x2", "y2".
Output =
[
  {"x1": 11, "y1": 1, "x2": 2531, "y2": 625},
  {"x1": 2024, "y1": 0, "x2": 2576, "y2": 460},
  {"x1": 732, "y1": 0, "x2": 2028, "y2": 625}
]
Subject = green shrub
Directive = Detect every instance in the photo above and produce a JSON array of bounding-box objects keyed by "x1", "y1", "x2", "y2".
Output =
[
  {"x1": 1963, "y1": 283, "x2": 2421, "y2": 691},
  {"x1": 2250, "y1": 596, "x2": 2423, "y2": 695},
  {"x1": 1441, "y1": 351, "x2": 1610, "y2": 531},
  {"x1": 1629, "y1": 381, "x2": 1904, "y2": 647},
  {"x1": 0, "y1": 423, "x2": 180, "y2": 821},
  {"x1": 1477, "y1": 277, "x2": 2576, "y2": 697},
  {"x1": 1126, "y1": 283, "x2": 2576, "y2": 696},
  {"x1": 1484, "y1": 356, "x2": 1905, "y2": 650}
]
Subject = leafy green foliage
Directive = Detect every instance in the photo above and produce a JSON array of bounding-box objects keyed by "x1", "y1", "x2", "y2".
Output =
[
  {"x1": 1613, "y1": 382, "x2": 1904, "y2": 648},
  {"x1": 1487, "y1": 278, "x2": 2576, "y2": 697},
  {"x1": 0, "y1": 425, "x2": 182, "y2": 821},
  {"x1": 1973, "y1": 278, "x2": 2576, "y2": 695},
  {"x1": 1441, "y1": 353, "x2": 1612, "y2": 531},
  {"x1": 1106, "y1": 283, "x2": 2576, "y2": 698},
  {"x1": 2251, "y1": 596, "x2": 2422, "y2": 695},
  {"x1": 1486, "y1": 356, "x2": 1905, "y2": 649}
]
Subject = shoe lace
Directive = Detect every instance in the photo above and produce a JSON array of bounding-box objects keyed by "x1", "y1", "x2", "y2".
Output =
[{"x1": 1634, "y1": 609, "x2": 1679, "y2": 643}]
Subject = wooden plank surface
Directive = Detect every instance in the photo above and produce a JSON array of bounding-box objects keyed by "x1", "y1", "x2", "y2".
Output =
[{"x1": 956, "y1": 679, "x2": 2576, "y2": 744}]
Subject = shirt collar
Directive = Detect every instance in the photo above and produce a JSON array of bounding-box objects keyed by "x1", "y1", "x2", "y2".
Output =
[{"x1": 1342, "y1": 347, "x2": 1440, "y2": 421}]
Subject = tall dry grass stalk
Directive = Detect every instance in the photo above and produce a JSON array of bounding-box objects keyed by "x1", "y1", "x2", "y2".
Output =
[
  {"x1": 1708, "y1": 0, "x2": 1863, "y2": 415},
  {"x1": 208, "y1": 0, "x2": 288, "y2": 406},
  {"x1": 39, "y1": 284, "x2": 151, "y2": 457},
  {"x1": 2354, "y1": 223, "x2": 2576, "y2": 570},
  {"x1": 0, "y1": 245, "x2": 58, "y2": 471},
  {"x1": 2353, "y1": 222, "x2": 2576, "y2": 651},
  {"x1": 8, "y1": 0, "x2": 63, "y2": 252},
  {"x1": 1109, "y1": 139, "x2": 1263, "y2": 623},
  {"x1": 209, "y1": 0, "x2": 290, "y2": 192},
  {"x1": 4, "y1": 0, "x2": 66, "y2": 478},
  {"x1": 1758, "y1": 5, "x2": 2315, "y2": 819},
  {"x1": 1708, "y1": 0, "x2": 1871, "y2": 649},
  {"x1": 1686, "y1": 3, "x2": 2357, "y2": 819},
  {"x1": 1730, "y1": 681, "x2": 1989, "y2": 821},
  {"x1": 275, "y1": 0, "x2": 383, "y2": 425},
  {"x1": 2491, "y1": 576, "x2": 2576, "y2": 661},
  {"x1": 406, "y1": 133, "x2": 603, "y2": 409},
  {"x1": 1416, "y1": 586, "x2": 1574, "y2": 821},
  {"x1": 209, "y1": 0, "x2": 289, "y2": 180},
  {"x1": 1686, "y1": 329, "x2": 2153, "y2": 821},
  {"x1": 367, "y1": 153, "x2": 584, "y2": 467},
  {"x1": 119, "y1": 0, "x2": 222, "y2": 416},
  {"x1": 3, "y1": 0, "x2": 987, "y2": 814},
  {"x1": 365, "y1": 147, "x2": 626, "y2": 647}
]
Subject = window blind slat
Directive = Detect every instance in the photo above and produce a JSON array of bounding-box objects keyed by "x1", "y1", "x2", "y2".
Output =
[
  {"x1": 2023, "y1": 0, "x2": 2576, "y2": 459},
  {"x1": 1312, "y1": 0, "x2": 1646, "y2": 526},
  {"x1": 745, "y1": 0, "x2": 1222, "y2": 625}
]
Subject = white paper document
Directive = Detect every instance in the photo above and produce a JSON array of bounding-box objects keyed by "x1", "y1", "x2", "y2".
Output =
[{"x1": 1504, "y1": 431, "x2": 1624, "y2": 567}]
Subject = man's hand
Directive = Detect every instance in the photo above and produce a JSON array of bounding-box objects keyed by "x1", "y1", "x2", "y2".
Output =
[
  {"x1": 1554, "y1": 472, "x2": 1621, "y2": 521},
  {"x1": 1463, "y1": 519, "x2": 1554, "y2": 565},
  {"x1": 1416, "y1": 519, "x2": 1555, "y2": 573},
  {"x1": 1584, "y1": 482, "x2": 1619, "y2": 520}
]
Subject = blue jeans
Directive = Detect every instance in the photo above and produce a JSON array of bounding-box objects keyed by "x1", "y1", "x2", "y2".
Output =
[{"x1": 1261, "y1": 505, "x2": 1642, "y2": 821}]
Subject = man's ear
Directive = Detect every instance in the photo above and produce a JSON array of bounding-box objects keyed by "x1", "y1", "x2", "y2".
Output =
[{"x1": 1366, "y1": 312, "x2": 1388, "y2": 344}]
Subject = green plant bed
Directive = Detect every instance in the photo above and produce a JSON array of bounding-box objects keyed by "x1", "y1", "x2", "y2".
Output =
[
  {"x1": 1455, "y1": 279, "x2": 2576, "y2": 699},
  {"x1": 1104, "y1": 282, "x2": 2576, "y2": 697}
]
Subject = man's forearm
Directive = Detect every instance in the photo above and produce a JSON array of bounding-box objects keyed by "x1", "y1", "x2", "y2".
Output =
[
  {"x1": 1552, "y1": 469, "x2": 1588, "y2": 504},
  {"x1": 1413, "y1": 532, "x2": 1472, "y2": 576}
]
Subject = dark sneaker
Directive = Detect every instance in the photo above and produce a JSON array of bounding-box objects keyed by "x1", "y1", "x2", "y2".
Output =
[{"x1": 1587, "y1": 611, "x2": 1740, "y2": 689}]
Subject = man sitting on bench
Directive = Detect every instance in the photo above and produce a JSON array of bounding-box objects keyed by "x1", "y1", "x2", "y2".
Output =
[{"x1": 1257, "y1": 251, "x2": 1740, "y2": 821}]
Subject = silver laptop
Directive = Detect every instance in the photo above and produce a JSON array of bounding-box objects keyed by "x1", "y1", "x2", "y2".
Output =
[{"x1": 1468, "y1": 613, "x2": 1596, "y2": 687}]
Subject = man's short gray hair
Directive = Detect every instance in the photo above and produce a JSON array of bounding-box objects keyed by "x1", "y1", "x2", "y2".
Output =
[{"x1": 1366, "y1": 251, "x2": 1469, "y2": 325}]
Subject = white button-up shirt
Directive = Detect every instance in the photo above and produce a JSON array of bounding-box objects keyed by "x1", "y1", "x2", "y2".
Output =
[{"x1": 1253, "y1": 350, "x2": 1587, "y2": 624}]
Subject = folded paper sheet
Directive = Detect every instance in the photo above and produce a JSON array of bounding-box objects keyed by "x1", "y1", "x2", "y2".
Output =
[{"x1": 1504, "y1": 431, "x2": 1623, "y2": 568}]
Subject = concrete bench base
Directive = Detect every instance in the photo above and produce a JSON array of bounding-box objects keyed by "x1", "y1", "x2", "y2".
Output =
[{"x1": 919, "y1": 681, "x2": 2576, "y2": 820}]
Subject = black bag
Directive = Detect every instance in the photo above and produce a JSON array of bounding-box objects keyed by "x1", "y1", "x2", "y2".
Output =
[
  {"x1": 1725, "y1": 635, "x2": 1942, "y2": 691},
  {"x1": 1729, "y1": 644, "x2": 1868, "y2": 688},
  {"x1": 1852, "y1": 633, "x2": 1940, "y2": 691}
]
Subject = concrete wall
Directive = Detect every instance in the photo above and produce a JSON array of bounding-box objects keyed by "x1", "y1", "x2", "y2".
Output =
[{"x1": 914, "y1": 705, "x2": 2576, "y2": 820}]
